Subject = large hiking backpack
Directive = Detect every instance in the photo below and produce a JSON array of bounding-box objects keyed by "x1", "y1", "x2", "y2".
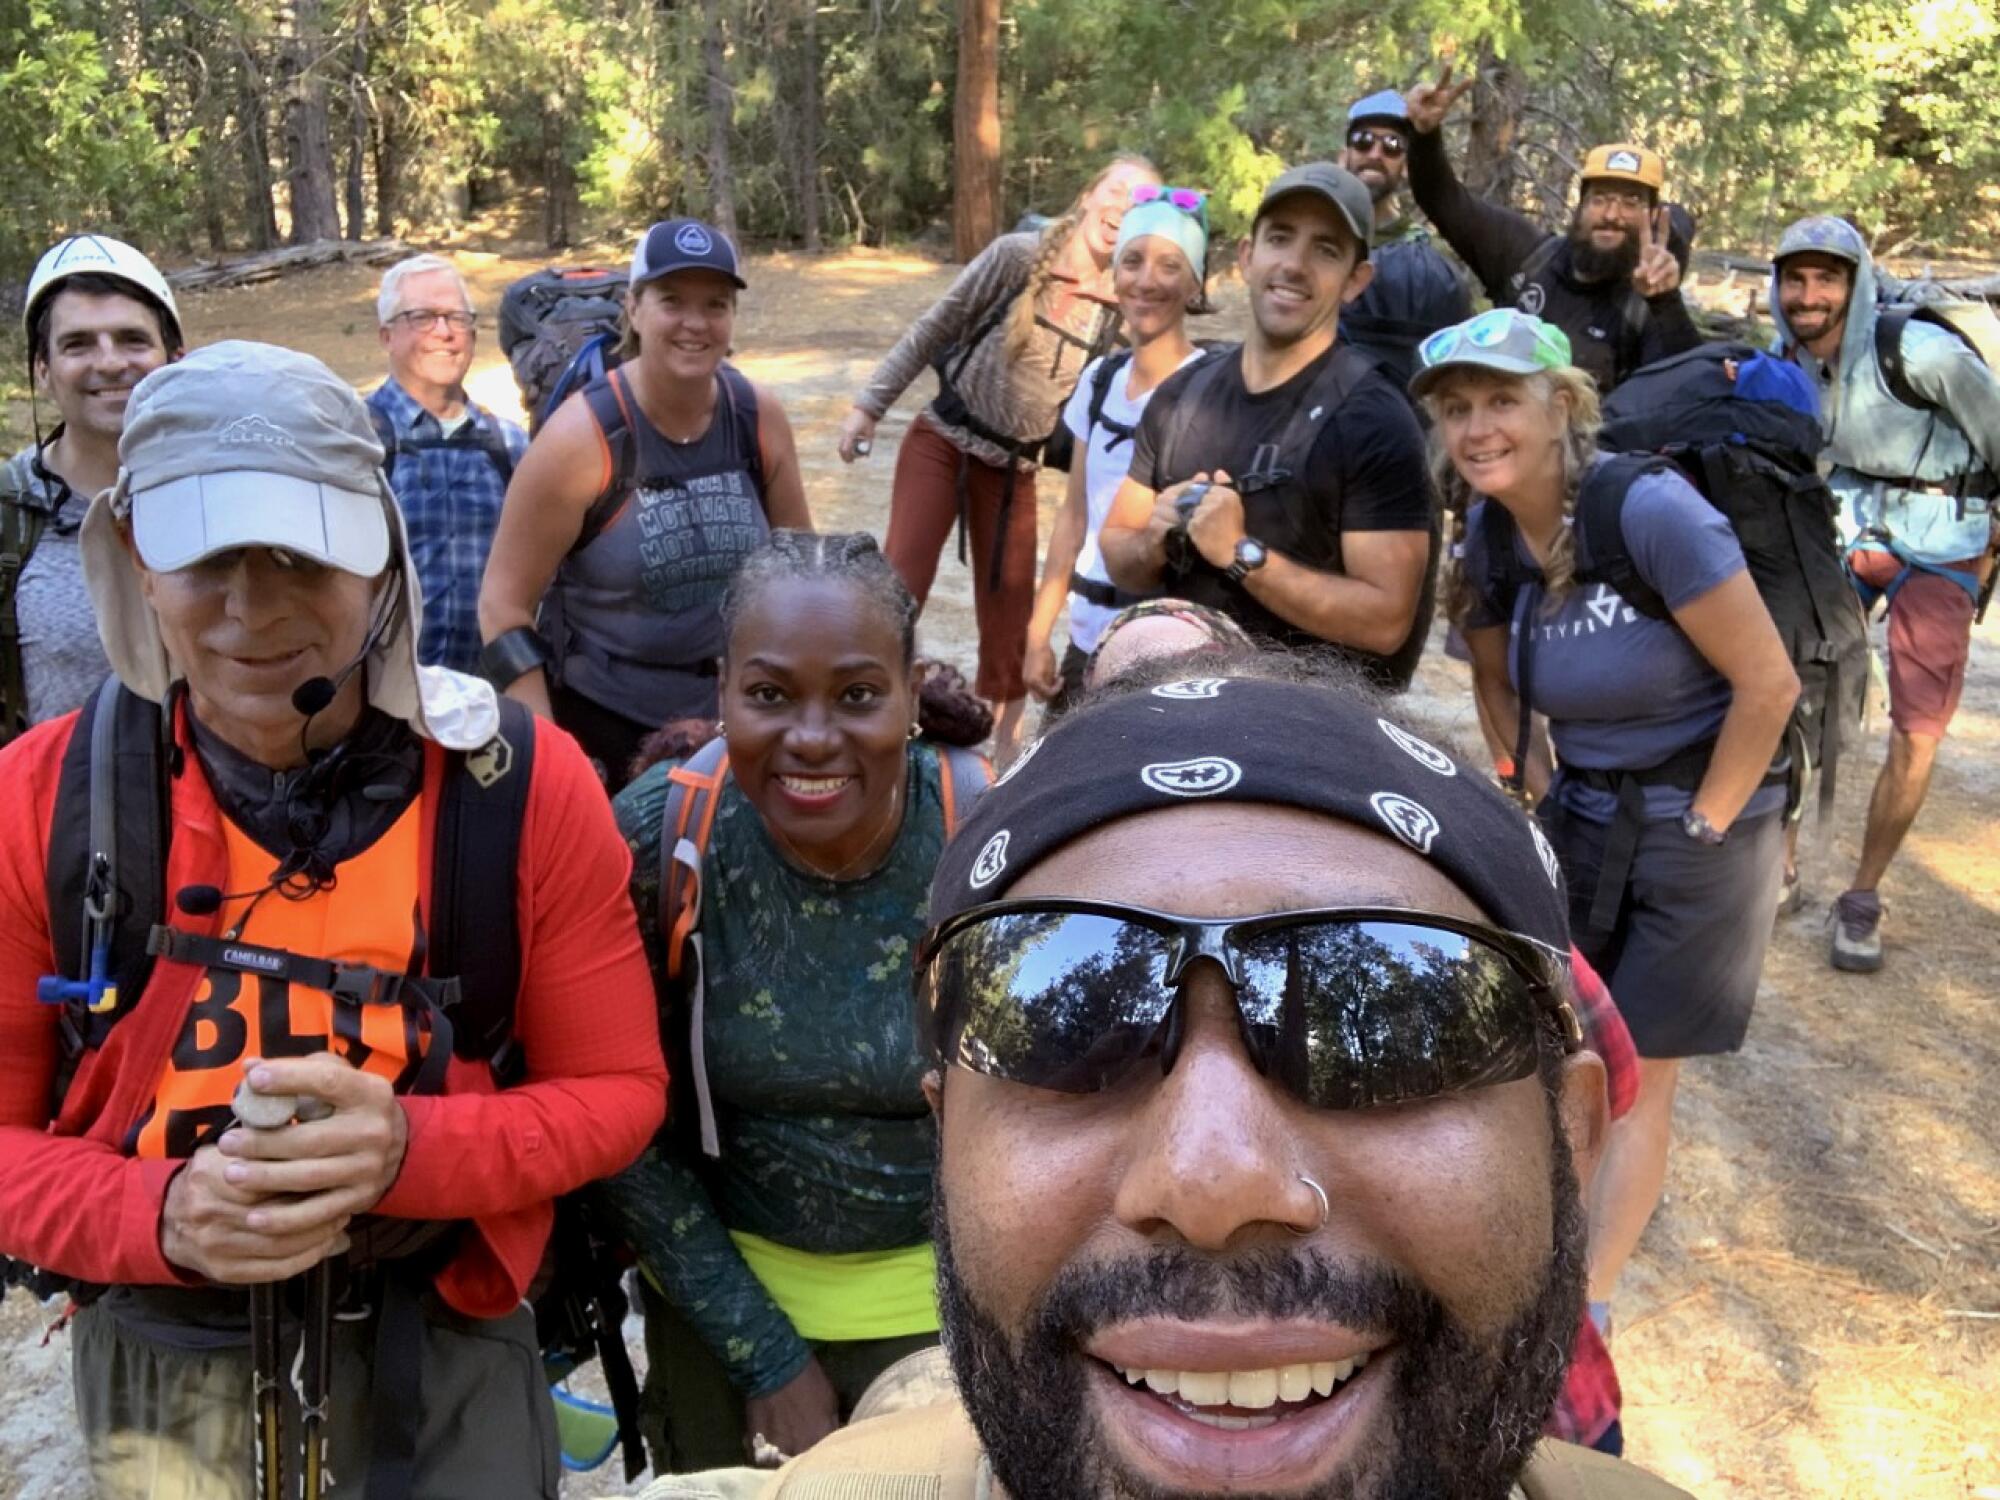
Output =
[
  {"x1": 498, "y1": 267, "x2": 630, "y2": 433},
  {"x1": 654, "y1": 736, "x2": 991, "y2": 1159},
  {"x1": 8, "y1": 684, "x2": 648, "y2": 1479},
  {"x1": 1483, "y1": 342, "x2": 1869, "y2": 813},
  {"x1": 1342, "y1": 229, "x2": 1473, "y2": 393}
]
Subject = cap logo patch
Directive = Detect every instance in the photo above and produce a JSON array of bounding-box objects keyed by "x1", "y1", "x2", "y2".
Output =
[
  {"x1": 1607, "y1": 150, "x2": 1642, "y2": 173},
  {"x1": 1377, "y1": 719, "x2": 1457, "y2": 776},
  {"x1": 1518, "y1": 283, "x2": 1547, "y2": 316},
  {"x1": 218, "y1": 414, "x2": 296, "y2": 449},
  {"x1": 992, "y1": 736, "x2": 1042, "y2": 788},
  {"x1": 1141, "y1": 756, "x2": 1243, "y2": 798},
  {"x1": 969, "y1": 830, "x2": 1011, "y2": 889},
  {"x1": 1151, "y1": 678, "x2": 1226, "y2": 701},
  {"x1": 675, "y1": 223, "x2": 715, "y2": 255},
  {"x1": 1370, "y1": 791, "x2": 1440, "y2": 854},
  {"x1": 1528, "y1": 819, "x2": 1563, "y2": 889}
]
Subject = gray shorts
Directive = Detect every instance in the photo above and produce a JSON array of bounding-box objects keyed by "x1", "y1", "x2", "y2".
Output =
[
  {"x1": 1540, "y1": 803, "x2": 1784, "y2": 1058},
  {"x1": 71, "y1": 1283, "x2": 559, "y2": 1500}
]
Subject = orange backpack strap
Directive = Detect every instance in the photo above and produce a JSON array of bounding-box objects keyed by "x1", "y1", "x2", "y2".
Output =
[
  {"x1": 656, "y1": 735, "x2": 730, "y2": 1157},
  {"x1": 935, "y1": 743, "x2": 994, "y2": 839}
]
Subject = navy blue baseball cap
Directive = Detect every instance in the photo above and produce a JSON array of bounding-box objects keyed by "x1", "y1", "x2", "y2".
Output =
[{"x1": 630, "y1": 218, "x2": 747, "y2": 291}]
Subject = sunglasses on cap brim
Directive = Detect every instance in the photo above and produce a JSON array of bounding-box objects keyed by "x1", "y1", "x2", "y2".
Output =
[{"x1": 914, "y1": 900, "x2": 1582, "y2": 1110}]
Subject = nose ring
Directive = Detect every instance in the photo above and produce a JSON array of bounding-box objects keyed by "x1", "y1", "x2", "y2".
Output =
[{"x1": 1289, "y1": 1173, "x2": 1330, "y2": 1236}]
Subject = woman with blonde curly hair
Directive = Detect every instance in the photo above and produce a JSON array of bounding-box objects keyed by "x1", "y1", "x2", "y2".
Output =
[
  {"x1": 836, "y1": 155, "x2": 1160, "y2": 757},
  {"x1": 1416, "y1": 308, "x2": 1799, "y2": 1334}
]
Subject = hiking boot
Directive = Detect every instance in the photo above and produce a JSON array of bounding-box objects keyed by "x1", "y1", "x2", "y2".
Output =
[{"x1": 1830, "y1": 888, "x2": 1884, "y2": 972}]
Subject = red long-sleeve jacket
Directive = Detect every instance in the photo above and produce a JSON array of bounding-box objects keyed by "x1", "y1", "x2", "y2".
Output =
[{"x1": 0, "y1": 703, "x2": 667, "y2": 1318}]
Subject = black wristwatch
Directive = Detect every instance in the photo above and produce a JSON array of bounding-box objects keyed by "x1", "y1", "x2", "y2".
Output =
[
  {"x1": 1680, "y1": 809, "x2": 1727, "y2": 846},
  {"x1": 1224, "y1": 537, "x2": 1269, "y2": 584}
]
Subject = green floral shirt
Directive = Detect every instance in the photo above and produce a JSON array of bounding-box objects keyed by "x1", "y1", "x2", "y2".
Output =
[{"x1": 595, "y1": 742, "x2": 950, "y2": 1395}]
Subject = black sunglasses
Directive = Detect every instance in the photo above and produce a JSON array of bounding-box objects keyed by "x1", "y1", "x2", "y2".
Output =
[
  {"x1": 914, "y1": 900, "x2": 1581, "y2": 1110},
  {"x1": 1347, "y1": 128, "x2": 1408, "y2": 158}
]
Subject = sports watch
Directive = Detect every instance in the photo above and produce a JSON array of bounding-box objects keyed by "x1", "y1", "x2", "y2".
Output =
[
  {"x1": 1224, "y1": 537, "x2": 1269, "y2": 585},
  {"x1": 1680, "y1": 808, "x2": 1727, "y2": 846}
]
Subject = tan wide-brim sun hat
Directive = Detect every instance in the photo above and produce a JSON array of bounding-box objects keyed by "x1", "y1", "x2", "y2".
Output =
[{"x1": 80, "y1": 339, "x2": 499, "y2": 751}]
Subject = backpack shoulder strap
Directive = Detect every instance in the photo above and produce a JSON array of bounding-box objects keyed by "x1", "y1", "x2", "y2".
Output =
[
  {"x1": 1510, "y1": 235, "x2": 1564, "y2": 300},
  {"x1": 1873, "y1": 306, "x2": 1928, "y2": 412},
  {"x1": 1573, "y1": 455, "x2": 1672, "y2": 621},
  {"x1": 428, "y1": 696, "x2": 538, "y2": 1078},
  {"x1": 44, "y1": 680, "x2": 170, "y2": 1095},
  {"x1": 1476, "y1": 498, "x2": 1530, "y2": 623},
  {"x1": 717, "y1": 363, "x2": 766, "y2": 499},
  {"x1": 573, "y1": 371, "x2": 637, "y2": 554},
  {"x1": 934, "y1": 743, "x2": 995, "y2": 838},
  {"x1": 1240, "y1": 343, "x2": 1375, "y2": 493},
  {"x1": 366, "y1": 400, "x2": 401, "y2": 468},
  {"x1": 1083, "y1": 350, "x2": 1138, "y2": 445},
  {"x1": 1154, "y1": 347, "x2": 1237, "y2": 483},
  {"x1": 657, "y1": 736, "x2": 732, "y2": 986},
  {"x1": 1, "y1": 482, "x2": 50, "y2": 741}
]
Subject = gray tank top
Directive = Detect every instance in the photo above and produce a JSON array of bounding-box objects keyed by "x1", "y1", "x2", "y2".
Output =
[{"x1": 544, "y1": 364, "x2": 769, "y2": 725}]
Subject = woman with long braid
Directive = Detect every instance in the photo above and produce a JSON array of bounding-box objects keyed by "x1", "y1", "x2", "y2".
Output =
[{"x1": 837, "y1": 156, "x2": 1159, "y2": 757}]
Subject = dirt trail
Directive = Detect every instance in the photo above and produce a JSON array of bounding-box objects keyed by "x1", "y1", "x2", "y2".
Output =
[{"x1": 3, "y1": 243, "x2": 1995, "y2": 1499}]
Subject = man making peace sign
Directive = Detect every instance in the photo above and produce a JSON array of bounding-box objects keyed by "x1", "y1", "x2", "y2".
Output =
[{"x1": 1402, "y1": 65, "x2": 1703, "y2": 393}]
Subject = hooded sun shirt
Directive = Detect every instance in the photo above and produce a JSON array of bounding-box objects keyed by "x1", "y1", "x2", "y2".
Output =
[{"x1": 1769, "y1": 218, "x2": 2000, "y2": 568}]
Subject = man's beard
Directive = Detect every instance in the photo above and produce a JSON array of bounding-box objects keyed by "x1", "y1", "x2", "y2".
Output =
[
  {"x1": 934, "y1": 1079, "x2": 1588, "y2": 1500},
  {"x1": 1567, "y1": 215, "x2": 1640, "y2": 284}
]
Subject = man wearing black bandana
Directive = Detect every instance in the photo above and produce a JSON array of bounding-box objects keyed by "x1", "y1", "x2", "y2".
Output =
[{"x1": 746, "y1": 660, "x2": 1690, "y2": 1499}]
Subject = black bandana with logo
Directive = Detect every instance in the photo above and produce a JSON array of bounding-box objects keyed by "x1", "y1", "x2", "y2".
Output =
[{"x1": 929, "y1": 675, "x2": 1571, "y2": 953}]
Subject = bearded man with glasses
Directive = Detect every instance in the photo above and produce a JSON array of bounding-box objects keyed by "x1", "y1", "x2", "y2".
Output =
[
  {"x1": 1400, "y1": 66, "x2": 1701, "y2": 395},
  {"x1": 687, "y1": 654, "x2": 1693, "y2": 1500},
  {"x1": 367, "y1": 253, "x2": 528, "y2": 674}
]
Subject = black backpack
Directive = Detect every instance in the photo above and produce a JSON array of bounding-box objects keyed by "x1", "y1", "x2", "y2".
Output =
[
  {"x1": 9, "y1": 683, "x2": 647, "y2": 1478},
  {"x1": 1480, "y1": 342, "x2": 1870, "y2": 815},
  {"x1": 1342, "y1": 230, "x2": 1473, "y2": 393},
  {"x1": 498, "y1": 267, "x2": 630, "y2": 433}
]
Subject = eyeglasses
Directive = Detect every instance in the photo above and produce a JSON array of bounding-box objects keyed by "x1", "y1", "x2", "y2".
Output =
[
  {"x1": 1131, "y1": 184, "x2": 1210, "y2": 219},
  {"x1": 1418, "y1": 308, "x2": 1573, "y2": 373},
  {"x1": 1581, "y1": 185, "x2": 1650, "y2": 212},
  {"x1": 1346, "y1": 128, "x2": 1407, "y2": 158},
  {"x1": 389, "y1": 309, "x2": 477, "y2": 333},
  {"x1": 914, "y1": 899, "x2": 1581, "y2": 1110}
]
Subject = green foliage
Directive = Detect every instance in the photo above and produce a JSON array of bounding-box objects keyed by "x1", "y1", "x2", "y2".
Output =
[{"x1": 0, "y1": 0, "x2": 1993, "y2": 277}]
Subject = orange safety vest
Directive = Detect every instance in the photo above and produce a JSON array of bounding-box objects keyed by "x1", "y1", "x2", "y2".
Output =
[{"x1": 129, "y1": 797, "x2": 432, "y2": 1160}]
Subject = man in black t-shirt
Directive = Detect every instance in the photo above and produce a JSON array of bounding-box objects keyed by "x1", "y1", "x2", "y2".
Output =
[{"x1": 1099, "y1": 162, "x2": 1437, "y2": 690}]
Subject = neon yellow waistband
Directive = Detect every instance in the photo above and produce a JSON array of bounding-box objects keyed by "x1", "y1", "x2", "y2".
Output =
[{"x1": 728, "y1": 1231, "x2": 939, "y2": 1343}]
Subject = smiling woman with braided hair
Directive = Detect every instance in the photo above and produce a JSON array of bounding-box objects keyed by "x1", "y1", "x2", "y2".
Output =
[
  {"x1": 836, "y1": 155, "x2": 1160, "y2": 760},
  {"x1": 593, "y1": 530, "x2": 994, "y2": 1474}
]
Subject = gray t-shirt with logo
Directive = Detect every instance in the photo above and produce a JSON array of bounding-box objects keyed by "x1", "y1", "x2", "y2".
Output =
[{"x1": 5, "y1": 446, "x2": 109, "y2": 727}]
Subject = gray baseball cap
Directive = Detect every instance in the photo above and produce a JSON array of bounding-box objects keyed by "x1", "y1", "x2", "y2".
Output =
[
  {"x1": 1254, "y1": 163, "x2": 1374, "y2": 259},
  {"x1": 113, "y1": 341, "x2": 391, "y2": 576},
  {"x1": 1408, "y1": 309, "x2": 1576, "y2": 399}
]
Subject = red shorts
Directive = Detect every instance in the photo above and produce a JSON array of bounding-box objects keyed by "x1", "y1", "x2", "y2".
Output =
[{"x1": 1849, "y1": 550, "x2": 1980, "y2": 738}]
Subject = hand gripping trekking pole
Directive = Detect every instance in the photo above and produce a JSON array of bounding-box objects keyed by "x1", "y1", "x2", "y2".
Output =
[{"x1": 232, "y1": 1079, "x2": 335, "y2": 1500}]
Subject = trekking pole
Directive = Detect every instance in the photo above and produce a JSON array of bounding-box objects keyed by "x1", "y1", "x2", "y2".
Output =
[{"x1": 232, "y1": 1080, "x2": 335, "y2": 1500}]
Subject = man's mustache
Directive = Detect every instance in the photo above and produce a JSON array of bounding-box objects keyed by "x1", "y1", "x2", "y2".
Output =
[{"x1": 1026, "y1": 1245, "x2": 1445, "y2": 1348}]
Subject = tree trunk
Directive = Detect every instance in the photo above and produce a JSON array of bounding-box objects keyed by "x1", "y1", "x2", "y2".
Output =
[
  {"x1": 343, "y1": 9, "x2": 369, "y2": 240},
  {"x1": 800, "y1": 0, "x2": 821, "y2": 252},
  {"x1": 373, "y1": 107, "x2": 399, "y2": 236},
  {"x1": 237, "y1": 61, "x2": 281, "y2": 252},
  {"x1": 542, "y1": 106, "x2": 572, "y2": 249},
  {"x1": 701, "y1": 0, "x2": 738, "y2": 241},
  {"x1": 280, "y1": 0, "x2": 343, "y2": 243},
  {"x1": 951, "y1": 0, "x2": 1001, "y2": 261},
  {"x1": 1463, "y1": 44, "x2": 1525, "y2": 208}
]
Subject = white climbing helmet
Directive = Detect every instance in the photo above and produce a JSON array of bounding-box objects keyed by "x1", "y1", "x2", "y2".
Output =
[{"x1": 23, "y1": 234, "x2": 181, "y2": 347}]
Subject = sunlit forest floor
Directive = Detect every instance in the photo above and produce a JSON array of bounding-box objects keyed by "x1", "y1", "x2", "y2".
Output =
[{"x1": 3, "y1": 223, "x2": 1995, "y2": 1499}]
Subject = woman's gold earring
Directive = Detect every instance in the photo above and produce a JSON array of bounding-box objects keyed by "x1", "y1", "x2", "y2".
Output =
[
  {"x1": 716, "y1": 721, "x2": 727, "y2": 740},
  {"x1": 908, "y1": 722, "x2": 921, "y2": 741}
]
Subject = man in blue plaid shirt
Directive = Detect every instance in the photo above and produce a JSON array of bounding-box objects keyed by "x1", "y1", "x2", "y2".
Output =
[{"x1": 367, "y1": 254, "x2": 529, "y2": 674}]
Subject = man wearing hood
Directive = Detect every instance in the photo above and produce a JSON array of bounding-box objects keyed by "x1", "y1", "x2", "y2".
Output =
[
  {"x1": 1770, "y1": 215, "x2": 2000, "y2": 972},
  {"x1": 0, "y1": 342, "x2": 665, "y2": 1497},
  {"x1": 1400, "y1": 67, "x2": 1701, "y2": 395}
]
